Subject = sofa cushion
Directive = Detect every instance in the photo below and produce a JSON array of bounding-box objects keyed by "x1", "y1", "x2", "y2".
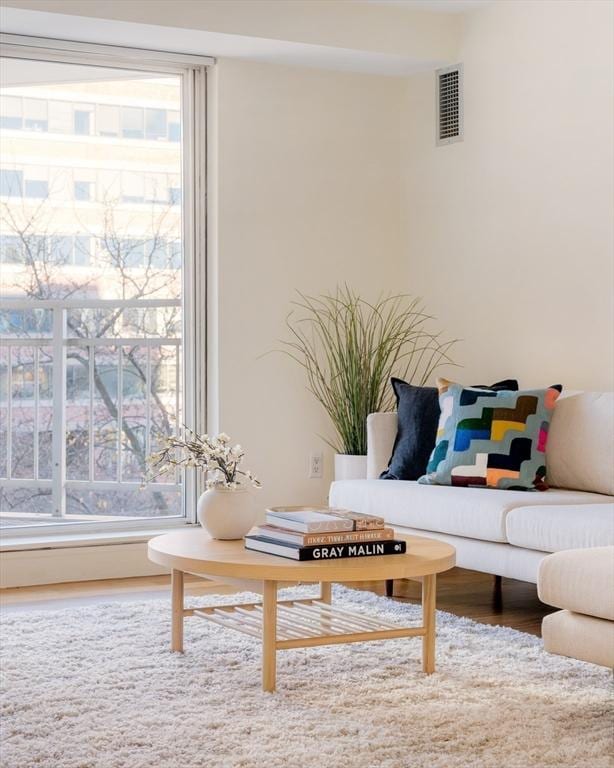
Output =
[
  {"x1": 380, "y1": 378, "x2": 518, "y2": 482},
  {"x1": 547, "y1": 392, "x2": 614, "y2": 496},
  {"x1": 506, "y1": 503, "x2": 614, "y2": 553},
  {"x1": 542, "y1": 610, "x2": 614, "y2": 668},
  {"x1": 379, "y1": 380, "x2": 441, "y2": 482},
  {"x1": 329, "y1": 479, "x2": 612, "y2": 543},
  {"x1": 419, "y1": 380, "x2": 561, "y2": 491},
  {"x1": 538, "y1": 547, "x2": 614, "y2": 621}
]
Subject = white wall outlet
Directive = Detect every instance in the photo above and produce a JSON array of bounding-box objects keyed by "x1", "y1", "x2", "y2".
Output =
[{"x1": 309, "y1": 452, "x2": 323, "y2": 479}]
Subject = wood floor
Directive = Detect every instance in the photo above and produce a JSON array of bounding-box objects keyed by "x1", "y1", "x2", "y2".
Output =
[{"x1": 0, "y1": 567, "x2": 554, "y2": 635}]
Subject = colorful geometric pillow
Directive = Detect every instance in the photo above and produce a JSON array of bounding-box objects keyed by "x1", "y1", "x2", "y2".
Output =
[
  {"x1": 418, "y1": 379, "x2": 562, "y2": 491},
  {"x1": 380, "y1": 378, "x2": 519, "y2": 481}
]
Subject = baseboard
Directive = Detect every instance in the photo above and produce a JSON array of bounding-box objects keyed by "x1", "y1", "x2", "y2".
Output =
[{"x1": 0, "y1": 541, "x2": 169, "y2": 588}]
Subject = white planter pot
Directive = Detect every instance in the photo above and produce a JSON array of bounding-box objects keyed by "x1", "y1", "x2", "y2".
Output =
[
  {"x1": 334, "y1": 454, "x2": 367, "y2": 481},
  {"x1": 197, "y1": 487, "x2": 256, "y2": 540}
]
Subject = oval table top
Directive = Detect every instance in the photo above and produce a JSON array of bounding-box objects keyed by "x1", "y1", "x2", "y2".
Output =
[{"x1": 148, "y1": 530, "x2": 456, "y2": 583}]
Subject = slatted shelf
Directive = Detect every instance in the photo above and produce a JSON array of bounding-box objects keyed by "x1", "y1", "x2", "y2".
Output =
[{"x1": 191, "y1": 598, "x2": 426, "y2": 650}]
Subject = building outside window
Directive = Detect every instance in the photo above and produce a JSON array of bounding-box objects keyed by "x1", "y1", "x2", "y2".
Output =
[
  {"x1": 24, "y1": 179, "x2": 49, "y2": 198},
  {"x1": 0, "y1": 96, "x2": 22, "y2": 129},
  {"x1": 23, "y1": 98, "x2": 48, "y2": 131},
  {"x1": 121, "y1": 106, "x2": 144, "y2": 139},
  {"x1": 0, "y1": 169, "x2": 23, "y2": 197},
  {"x1": 73, "y1": 107, "x2": 92, "y2": 135},
  {"x1": 145, "y1": 108, "x2": 167, "y2": 140},
  {"x1": 74, "y1": 180, "x2": 91, "y2": 201}
]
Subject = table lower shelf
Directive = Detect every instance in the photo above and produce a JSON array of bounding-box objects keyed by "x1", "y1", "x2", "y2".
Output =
[{"x1": 186, "y1": 597, "x2": 426, "y2": 649}]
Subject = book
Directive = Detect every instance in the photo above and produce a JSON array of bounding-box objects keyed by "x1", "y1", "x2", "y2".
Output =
[
  {"x1": 265, "y1": 508, "x2": 354, "y2": 533},
  {"x1": 253, "y1": 524, "x2": 395, "y2": 547},
  {"x1": 323, "y1": 509, "x2": 385, "y2": 531},
  {"x1": 244, "y1": 535, "x2": 407, "y2": 561}
]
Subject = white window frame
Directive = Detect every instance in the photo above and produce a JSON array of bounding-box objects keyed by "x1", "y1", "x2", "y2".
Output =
[{"x1": 0, "y1": 34, "x2": 211, "y2": 538}]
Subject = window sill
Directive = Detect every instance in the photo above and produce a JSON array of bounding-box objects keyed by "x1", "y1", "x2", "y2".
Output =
[{"x1": 0, "y1": 524, "x2": 199, "y2": 553}]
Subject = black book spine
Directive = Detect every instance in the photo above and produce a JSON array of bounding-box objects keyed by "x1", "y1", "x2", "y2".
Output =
[{"x1": 297, "y1": 540, "x2": 406, "y2": 561}]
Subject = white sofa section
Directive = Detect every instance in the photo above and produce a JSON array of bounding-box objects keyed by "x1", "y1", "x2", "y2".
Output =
[
  {"x1": 330, "y1": 391, "x2": 614, "y2": 584},
  {"x1": 538, "y1": 547, "x2": 614, "y2": 667}
]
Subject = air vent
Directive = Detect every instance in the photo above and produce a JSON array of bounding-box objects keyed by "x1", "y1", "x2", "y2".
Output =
[{"x1": 436, "y1": 64, "x2": 463, "y2": 146}]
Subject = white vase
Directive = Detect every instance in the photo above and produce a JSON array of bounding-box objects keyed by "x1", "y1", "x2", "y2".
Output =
[
  {"x1": 197, "y1": 487, "x2": 256, "y2": 540},
  {"x1": 334, "y1": 454, "x2": 367, "y2": 481}
]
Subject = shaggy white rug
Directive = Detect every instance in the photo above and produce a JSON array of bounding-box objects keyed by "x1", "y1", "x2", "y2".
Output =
[{"x1": 1, "y1": 585, "x2": 612, "y2": 768}]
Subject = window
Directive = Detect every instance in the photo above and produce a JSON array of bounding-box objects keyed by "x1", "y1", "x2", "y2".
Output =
[
  {"x1": 121, "y1": 106, "x2": 144, "y2": 139},
  {"x1": 23, "y1": 98, "x2": 48, "y2": 131},
  {"x1": 0, "y1": 169, "x2": 23, "y2": 197},
  {"x1": 168, "y1": 111, "x2": 180, "y2": 141},
  {"x1": 74, "y1": 181, "x2": 91, "y2": 201},
  {"x1": 0, "y1": 96, "x2": 22, "y2": 129},
  {"x1": 0, "y1": 235, "x2": 22, "y2": 263},
  {"x1": 74, "y1": 107, "x2": 92, "y2": 135},
  {"x1": 0, "y1": 40, "x2": 207, "y2": 533},
  {"x1": 50, "y1": 236, "x2": 73, "y2": 264},
  {"x1": 74, "y1": 236, "x2": 91, "y2": 265},
  {"x1": 25, "y1": 179, "x2": 49, "y2": 198},
  {"x1": 121, "y1": 239, "x2": 145, "y2": 267},
  {"x1": 146, "y1": 108, "x2": 167, "y2": 140}
]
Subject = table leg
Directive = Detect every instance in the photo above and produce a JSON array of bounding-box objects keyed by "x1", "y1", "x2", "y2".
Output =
[
  {"x1": 262, "y1": 580, "x2": 277, "y2": 692},
  {"x1": 422, "y1": 574, "x2": 436, "y2": 674},
  {"x1": 320, "y1": 582, "x2": 332, "y2": 604},
  {"x1": 171, "y1": 568, "x2": 184, "y2": 653}
]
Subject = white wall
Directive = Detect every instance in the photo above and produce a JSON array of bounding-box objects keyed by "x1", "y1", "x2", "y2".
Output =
[
  {"x1": 400, "y1": 0, "x2": 614, "y2": 392},
  {"x1": 210, "y1": 60, "x2": 406, "y2": 512}
]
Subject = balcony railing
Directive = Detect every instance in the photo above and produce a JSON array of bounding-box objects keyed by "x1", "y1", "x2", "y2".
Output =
[{"x1": 0, "y1": 297, "x2": 184, "y2": 529}]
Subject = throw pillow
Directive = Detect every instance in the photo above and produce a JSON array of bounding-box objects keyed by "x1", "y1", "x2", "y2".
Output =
[
  {"x1": 380, "y1": 378, "x2": 519, "y2": 481},
  {"x1": 418, "y1": 379, "x2": 562, "y2": 491}
]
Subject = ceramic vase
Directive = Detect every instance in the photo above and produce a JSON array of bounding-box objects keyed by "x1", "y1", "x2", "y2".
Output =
[{"x1": 197, "y1": 486, "x2": 256, "y2": 540}]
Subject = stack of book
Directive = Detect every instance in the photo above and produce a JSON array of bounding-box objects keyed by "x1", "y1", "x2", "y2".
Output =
[{"x1": 244, "y1": 506, "x2": 406, "y2": 561}]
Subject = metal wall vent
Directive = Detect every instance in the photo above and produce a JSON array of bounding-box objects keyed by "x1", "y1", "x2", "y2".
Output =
[{"x1": 436, "y1": 64, "x2": 463, "y2": 146}]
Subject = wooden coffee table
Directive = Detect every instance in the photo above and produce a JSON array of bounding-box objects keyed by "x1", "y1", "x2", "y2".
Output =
[{"x1": 148, "y1": 531, "x2": 455, "y2": 692}]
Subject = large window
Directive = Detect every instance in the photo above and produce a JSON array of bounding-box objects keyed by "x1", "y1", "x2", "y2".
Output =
[{"x1": 0, "y1": 42, "x2": 207, "y2": 532}]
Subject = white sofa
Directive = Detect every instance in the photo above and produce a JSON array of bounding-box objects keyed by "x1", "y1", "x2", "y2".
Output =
[
  {"x1": 329, "y1": 392, "x2": 614, "y2": 584},
  {"x1": 538, "y1": 547, "x2": 614, "y2": 667}
]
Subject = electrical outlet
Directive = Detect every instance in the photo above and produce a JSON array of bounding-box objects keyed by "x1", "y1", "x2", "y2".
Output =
[{"x1": 309, "y1": 452, "x2": 323, "y2": 479}]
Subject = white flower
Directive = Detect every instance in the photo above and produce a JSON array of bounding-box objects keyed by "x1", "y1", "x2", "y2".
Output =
[{"x1": 145, "y1": 428, "x2": 261, "y2": 489}]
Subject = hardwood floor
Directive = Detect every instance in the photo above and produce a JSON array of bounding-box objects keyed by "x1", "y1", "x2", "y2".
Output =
[
  {"x1": 0, "y1": 567, "x2": 554, "y2": 635},
  {"x1": 370, "y1": 569, "x2": 554, "y2": 636}
]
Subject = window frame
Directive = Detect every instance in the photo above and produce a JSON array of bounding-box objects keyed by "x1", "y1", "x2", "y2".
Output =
[{"x1": 0, "y1": 34, "x2": 210, "y2": 538}]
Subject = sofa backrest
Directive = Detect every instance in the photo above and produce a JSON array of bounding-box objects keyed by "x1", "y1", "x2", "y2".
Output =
[
  {"x1": 547, "y1": 391, "x2": 614, "y2": 496},
  {"x1": 366, "y1": 412, "x2": 397, "y2": 479},
  {"x1": 367, "y1": 390, "x2": 614, "y2": 495}
]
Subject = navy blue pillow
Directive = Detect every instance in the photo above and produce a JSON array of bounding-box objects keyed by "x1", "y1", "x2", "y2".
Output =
[{"x1": 380, "y1": 378, "x2": 519, "y2": 481}]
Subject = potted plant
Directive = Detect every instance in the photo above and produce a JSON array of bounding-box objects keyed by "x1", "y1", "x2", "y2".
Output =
[
  {"x1": 282, "y1": 286, "x2": 455, "y2": 480},
  {"x1": 146, "y1": 430, "x2": 261, "y2": 539}
]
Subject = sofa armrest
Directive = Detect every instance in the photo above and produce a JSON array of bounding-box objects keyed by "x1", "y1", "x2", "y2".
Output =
[{"x1": 366, "y1": 412, "x2": 397, "y2": 479}]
